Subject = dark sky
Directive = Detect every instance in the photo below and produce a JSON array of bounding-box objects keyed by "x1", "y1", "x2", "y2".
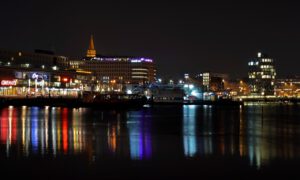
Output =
[{"x1": 1, "y1": 0, "x2": 300, "y2": 79}]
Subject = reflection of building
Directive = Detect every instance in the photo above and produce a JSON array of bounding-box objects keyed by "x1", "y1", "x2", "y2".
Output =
[
  {"x1": 183, "y1": 105, "x2": 197, "y2": 157},
  {"x1": 0, "y1": 107, "x2": 86, "y2": 156},
  {"x1": 127, "y1": 111, "x2": 152, "y2": 160},
  {"x1": 180, "y1": 105, "x2": 299, "y2": 169},
  {"x1": 248, "y1": 52, "x2": 276, "y2": 96}
]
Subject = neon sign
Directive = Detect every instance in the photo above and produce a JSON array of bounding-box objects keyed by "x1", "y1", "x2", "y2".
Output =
[
  {"x1": 1, "y1": 80, "x2": 17, "y2": 86},
  {"x1": 62, "y1": 77, "x2": 69, "y2": 82},
  {"x1": 29, "y1": 72, "x2": 49, "y2": 80}
]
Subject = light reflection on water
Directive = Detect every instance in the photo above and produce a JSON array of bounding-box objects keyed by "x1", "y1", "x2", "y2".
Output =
[
  {"x1": 0, "y1": 105, "x2": 299, "y2": 169},
  {"x1": 127, "y1": 111, "x2": 152, "y2": 160},
  {"x1": 182, "y1": 104, "x2": 300, "y2": 169}
]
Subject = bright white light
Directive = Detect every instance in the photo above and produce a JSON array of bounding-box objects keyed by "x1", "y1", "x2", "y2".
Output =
[
  {"x1": 189, "y1": 84, "x2": 194, "y2": 89},
  {"x1": 184, "y1": 74, "x2": 189, "y2": 79},
  {"x1": 127, "y1": 90, "x2": 133, "y2": 94},
  {"x1": 184, "y1": 84, "x2": 189, "y2": 88},
  {"x1": 191, "y1": 90, "x2": 198, "y2": 96},
  {"x1": 258, "y1": 52, "x2": 262, "y2": 58}
]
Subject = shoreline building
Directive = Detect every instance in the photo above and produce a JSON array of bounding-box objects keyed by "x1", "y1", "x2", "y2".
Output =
[
  {"x1": 275, "y1": 76, "x2": 300, "y2": 97},
  {"x1": 0, "y1": 49, "x2": 69, "y2": 70},
  {"x1": 248, "y1": 52, "x2": 276, "y2": 96},
  {"x1": 195, "y1": 72, "x2": 228, "y2": 92},
  {"x1": 0, "y1": 49, "x2": 93, "y2": 97},
  {"x1": 69, "y1": 35, "x2": 156, "y2": 92}
]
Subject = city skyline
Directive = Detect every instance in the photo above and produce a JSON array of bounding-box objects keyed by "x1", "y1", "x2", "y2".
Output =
[{"x1": 1, "y1": 1, "x2": 300, "y2": 78}]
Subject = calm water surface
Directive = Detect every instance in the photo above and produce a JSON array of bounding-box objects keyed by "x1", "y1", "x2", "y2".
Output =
[{"x1": 0, "y1": 104, "x2": 300, "y2": 179}]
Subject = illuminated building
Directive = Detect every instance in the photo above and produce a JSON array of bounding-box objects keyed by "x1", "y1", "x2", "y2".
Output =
[
  {"x1": 275, "y1": 76, "x2": 300, "y2": 97},
  {"x1": 0, "y1": 66, "x2": 93, "y2": 97},
  {"x1": 248, "y1": 52, "x2": 276, "y2": 96},
  {"x1": 0, "y1": 47, "x2": 94, "y2": 97},
  {"x1": 70, "y1": 57, "x2": 156, "y2": 92},
  {"x1": 69, "y1": 36, "x2": 156, "y2": 92},
  {"x1": 150, "y1": 86, "x2": 184, "y2": 103},
  {"x1": 224, "y1": 79, "x2": 250, "y2": 96},
  {"x1": 0, "y1": 49, "x2": 69, "y2": 70},
  {"x1": 86, "y1": 35, "x2": 96, "y2": 58},
  {"x1": 195, "y1": 72, "x2": 228, "y2": 92}
]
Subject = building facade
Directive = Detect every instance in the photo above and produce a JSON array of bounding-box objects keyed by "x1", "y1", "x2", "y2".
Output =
[
  {"x1": 195, "y1": 72, "x2": 228, "y2": 92},
  {"x1": 275, "y1": 76, "x2": 300, "y2": 97},
  {"x1": 0, "y1": 49, "x2": 69, "y2": 70},
  {"x1": 0, "y1": 66, "x2": 93, "y2": 97},
  {"x1": 69, "y1": 36, "x2": 156, "y2": 92},
  {"x1": 70, "y1": 57, "x2": 156, "y2": 91},
  {"x1": 248, "y1": 52, "x2": 276, "y2": 96}
]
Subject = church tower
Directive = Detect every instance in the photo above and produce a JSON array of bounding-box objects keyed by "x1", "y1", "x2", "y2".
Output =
[{"x1": 86, "y1": 35, "x2": 96, "y2": 58}]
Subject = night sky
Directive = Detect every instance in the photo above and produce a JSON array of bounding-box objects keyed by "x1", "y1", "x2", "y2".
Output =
[{"x1": 1, "y1": 1, "x2": 300, "y2": 79}]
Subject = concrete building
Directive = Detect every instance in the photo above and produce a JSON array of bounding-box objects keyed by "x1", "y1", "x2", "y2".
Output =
[
  {"x1": 0, "y1": 66, "x2": 93, "y2": 97},
  {"x1": 275, "y1": 76, "x2": 300, "y2": 97},
  {"x1": 195, "y1": 72, "x2": 228, "y2": 92},
  {"x1": 69, "y1": 36, "x2": 156, "y2": 92},
  {"x1": 0, "y1": 49, "x2": 69, "y2": 70}
]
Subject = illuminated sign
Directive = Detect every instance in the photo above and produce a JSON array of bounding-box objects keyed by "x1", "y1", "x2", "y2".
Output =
[
  {"x1": 130, "y1": 58, "x2": 153, "y2": 63},
  {"x1": 62, "y1": 77, "x2": 69, "y2": 82},
  {"x1": 1, "y1": 80, "x2": 17, "y2": 86},
  {"x1": 29, "y1": 72, "x2": 49, "y2": 80}
]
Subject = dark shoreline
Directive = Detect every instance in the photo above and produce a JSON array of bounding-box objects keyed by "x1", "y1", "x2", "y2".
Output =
[
  {"x1": 1, "y1": 97, "x2": 299, "y2": 108},
  {"x1": 0, "y1": 97, "x2": 146, "y2": 109},
  {"x1": 0, "y1": 97, "x2": 244, "y2": 108}
]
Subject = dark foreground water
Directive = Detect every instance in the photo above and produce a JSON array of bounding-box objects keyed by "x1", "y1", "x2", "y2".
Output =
[{"x1": 0, "y1": 104, "x2": 299, "y2": 179}]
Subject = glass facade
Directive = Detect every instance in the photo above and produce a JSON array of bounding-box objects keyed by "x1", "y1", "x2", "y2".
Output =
[{"x1": 248, "y1": 52, "x2": 276, "y2": 95}]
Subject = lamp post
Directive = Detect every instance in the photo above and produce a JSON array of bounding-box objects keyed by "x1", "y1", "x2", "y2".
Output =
[{"x1": 28, "y1": 79, "x2": 31, "y2": 96}]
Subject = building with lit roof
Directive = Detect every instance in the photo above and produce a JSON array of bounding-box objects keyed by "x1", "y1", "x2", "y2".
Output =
[{"x1": 69, "y1": 35, "x2": 156, "y2": 92}]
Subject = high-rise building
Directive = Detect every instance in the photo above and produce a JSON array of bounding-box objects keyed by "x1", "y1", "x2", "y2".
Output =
[
  {"x1": 86, "y1": 35, "x2": 97, "y2": 58},
  {"x1": 248, "y1": 52, "x2": 276, "y2": 96}
]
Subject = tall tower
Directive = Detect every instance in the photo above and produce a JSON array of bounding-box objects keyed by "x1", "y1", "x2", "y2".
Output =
[
  {"x1": 248, "y1": 52, "x2": 276, "y2": 96},
  {"x1": 86, "y1": 35, "x2": 96, "y2": 58}
]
